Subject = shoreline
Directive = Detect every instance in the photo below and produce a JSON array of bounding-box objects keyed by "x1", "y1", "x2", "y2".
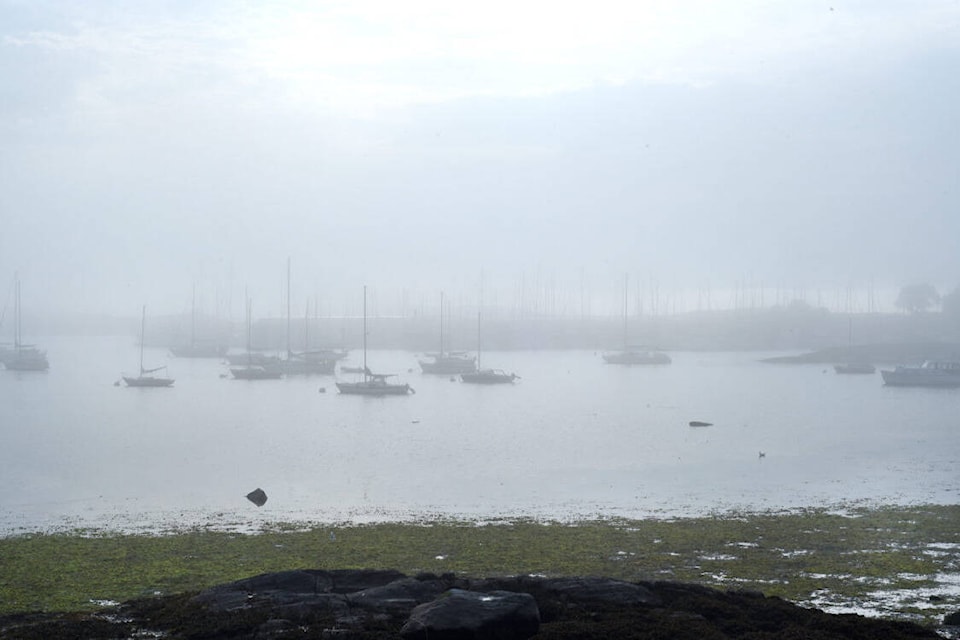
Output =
[{"x1": 1, "y1": 504, "x2": 957, "y2": 626}]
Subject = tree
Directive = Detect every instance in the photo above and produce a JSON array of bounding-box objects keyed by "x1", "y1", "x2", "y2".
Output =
[{"x1": 894, "y1": 283, "x2": 940, "y2": 313}]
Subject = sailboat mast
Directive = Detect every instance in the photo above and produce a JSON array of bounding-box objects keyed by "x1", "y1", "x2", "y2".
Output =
[
  {"x1": 623, "y1": 273, "x2": 629, "y2": 347},
  {"x1": 476, "y1": 310, "x2": 482, "y2": 370},
  {"x1": 286, "y1": 257, "x2": 291, "y2": 357},
  {"x1": 362, "y1": 285, "x2": 368, "y2": 378},
  {"x1": 139, "y1": 305, "x2": 146, "y2": 374},
  {"x1": 439, "y1": 291, "x2": 444, "y2": 356},
  {"x1": 14, "y1": 274, "x2": 20, "y2": 351},
  {"x1": 190, "y1": 283, "x2": 196, "y2": 349}
]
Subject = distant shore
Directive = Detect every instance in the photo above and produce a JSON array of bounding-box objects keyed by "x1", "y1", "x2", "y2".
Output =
[{"x1": 761, "y1": 341, "x2": 960, "y2": 364}]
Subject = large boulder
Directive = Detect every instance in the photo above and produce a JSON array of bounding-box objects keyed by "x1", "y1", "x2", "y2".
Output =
[
  {"x1": 189, "y1": 568, "x2": 406, "y2": 613},
  {"x1": 400, "y1": 588, "x2": 540, "y2": 640}
]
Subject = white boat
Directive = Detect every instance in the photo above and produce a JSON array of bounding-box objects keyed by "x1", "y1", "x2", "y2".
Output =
[
  {"x1": 3, "y1": 274, "x2": 49, "y2": 372},
  {"x1": 419, "y1": 292, "x2": 476, "y2": 375},
  {"x1": 460, "y1": 309, "x2": 519, "y2": 385},
  {"x1": 881, "y1": 361, "x2": 960, "y2": 387},
  {"x1": 335, "y1": 285, "x2": 413, "y2": 396},
  {"x1": 123, "y1": 306, "x2": 174, "y2": 387}
]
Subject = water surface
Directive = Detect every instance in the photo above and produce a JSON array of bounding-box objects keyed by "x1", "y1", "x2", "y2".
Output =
[{"x1": 1, "y1": 337, "x2": 957, "y2": 534}]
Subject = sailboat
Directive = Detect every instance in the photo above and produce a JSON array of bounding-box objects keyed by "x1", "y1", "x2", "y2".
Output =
[
  {"x1": 834, "y1": 317, "x2": 876, "y2": 374},
  {"x1": 418, "y1": 291, "x2": 476, "y2": 374},
  {"x1": 275, "y1": 259, "x2": 336, "y2": 375},
  {"x1": 3, "y1": 274, "x2": 50, "y2": 372},
  {"x1": 122, "y1": 306, "x2": 174, "y2": 387},
  {"x1": 460, "y1": 309, "x2": 518, "y2": 384},
  {"x1": 335, "y1": 285, "x2": 413, "y2": 395},
  {"x1": 169, "y1": 284, "x2": 227, "y2": 357},
  {"x1": 602, "y1": 275, "x2": 671, "y2": 365},
  {"x1": 231, "y1": 298, "x2": 283, "y2": 380}
]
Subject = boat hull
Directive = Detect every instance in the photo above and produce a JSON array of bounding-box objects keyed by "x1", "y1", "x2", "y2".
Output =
[
  {"x1": 231, "y1": 367, "x2": 283, "y2": 380},
  {"x1": 460, "y1": 370, "x2": 517, "y2": 384},
  {"x1": 603, "y1": 351, "x2": 671, "y2": 365},
  {"x1": 276, "y1": 358, "x2": 337, "y2": 375},
  {"x1": 881, "y1": 371, "x2": 960, "y2": 387},
  {"x1": 123, "y1": 376, "x2": 175, "y2": 387},
  {"x1": 336, "y1": 381, "x2": 413, "y2": 395}
]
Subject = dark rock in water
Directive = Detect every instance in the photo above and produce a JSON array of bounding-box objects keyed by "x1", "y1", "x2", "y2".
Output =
[
  {"x1": 689, "y1": 420, "x2": 712, "y2": 427},
  {"x1": 944, "y1": 609, "x2": 960, "y2": 625},
  {"x1": 245, "y1": 488, "x2": 267, "y2": 507},
  {"x1": 400, "y1": 588, "x2": 539, "y2": 640}
]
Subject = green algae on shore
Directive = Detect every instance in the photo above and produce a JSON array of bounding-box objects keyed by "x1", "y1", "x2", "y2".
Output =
[{"x1": 0, "y1": 505, "x2": 957, "y2": 626}]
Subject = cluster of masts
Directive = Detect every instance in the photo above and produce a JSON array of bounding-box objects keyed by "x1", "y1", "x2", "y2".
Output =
[{"x1": 2, "y1": 276, "x2": 671, "y2": 391}]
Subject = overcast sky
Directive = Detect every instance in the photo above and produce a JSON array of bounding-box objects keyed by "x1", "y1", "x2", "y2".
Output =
[{"x1": 1, "y1": 0, "x2": 958, "y2": 320}]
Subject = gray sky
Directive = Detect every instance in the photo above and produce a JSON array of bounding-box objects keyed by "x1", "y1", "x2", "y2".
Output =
[{"x1": 1, "y1": 0, "x2": 958, "y2": 319}]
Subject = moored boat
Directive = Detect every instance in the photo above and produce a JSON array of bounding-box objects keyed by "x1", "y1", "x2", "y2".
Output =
[
  {"x1": 123, "y1": 306, "x2": 174, "y2": 387},
  {"x1": 881, "y1": 361, "x2": 960, "y2": 387},
  {"x1": 231, "y1": 298, "x2": 283, "y2": 380},
  {"x1": 459, "y1": 308, "x2": 518, "y2": 385},
  {"x1": 335, "y1": 286, "x2": 413, "y2": 396},
  {"x1": 603, "y1": 349, "x2": 671, "y2": 365},
  {"x1": 418, "y1": 292, "x2": 477, "y2": 375},
  {"x1": 3, "y1": 275, "x2": 49, "y2": 372}
]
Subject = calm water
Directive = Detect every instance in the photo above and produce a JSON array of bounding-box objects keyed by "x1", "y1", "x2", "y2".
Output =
[{"x1": 1, "y1": 336, "x2": 958, "y2": 535}]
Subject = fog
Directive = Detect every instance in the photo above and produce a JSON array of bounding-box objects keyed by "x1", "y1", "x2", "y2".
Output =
[{"x1": 2, "y1": 1, "x2": 958, "y2": 323}]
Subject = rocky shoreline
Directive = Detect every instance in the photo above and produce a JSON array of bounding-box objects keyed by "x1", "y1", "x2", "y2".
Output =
[{"x1": 3, "y1": 568, "x2": 957, "y2": 639}]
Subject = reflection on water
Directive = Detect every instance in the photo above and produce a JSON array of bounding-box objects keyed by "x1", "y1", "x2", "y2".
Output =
[{"x1": 1, "y1": 337, "x2": 958, "y2": 534}]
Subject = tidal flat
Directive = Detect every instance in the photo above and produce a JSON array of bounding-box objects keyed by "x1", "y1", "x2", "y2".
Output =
[{"x1": 1, "y1": 505, "x2": 957, "y2": 627}]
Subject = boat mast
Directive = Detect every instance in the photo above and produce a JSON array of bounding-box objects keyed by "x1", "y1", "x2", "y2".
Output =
[
  {"x1": 139, "y1": 305, "x2": 146, "y2": 375},
  {"x1": 439, "y1": 291, "x2": 444, "y2": 357},
  {"x1": 190, "y1": 283, "x2": 196, "y2": 350},
  {"x1": 286, "y1": 257, "x2": 292, "y2": 358},
  {"x1": 245, "y1": 296, "x2": 253, "y2": 366},
  {"x1": 362, "y1": 285, "x2": 368, "y2": 380},
  {"x1": 622, "y1": 273, "x2": 629, "y2": 348},
  {"x1": 14, "y1": 273, "x2": 20, "y2": 352},
  {"x1": 476, "y1": 310, "x2": 482, "y2": 370}
]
